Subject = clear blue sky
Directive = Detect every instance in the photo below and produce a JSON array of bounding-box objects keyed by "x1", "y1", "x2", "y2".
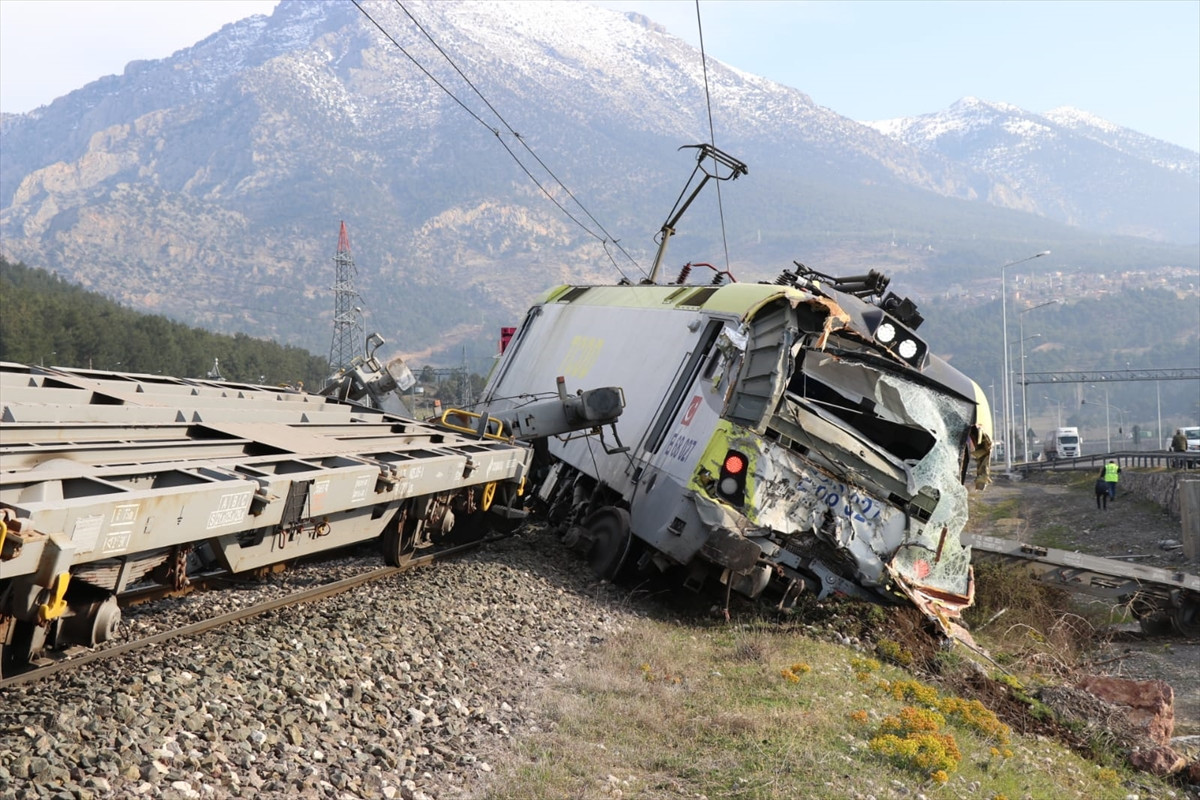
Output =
[{"x1": 2, "y1": 0, "x2": 1197, "y2": 151}]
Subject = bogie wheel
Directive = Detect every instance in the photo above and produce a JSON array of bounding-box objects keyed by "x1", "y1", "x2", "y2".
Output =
[
  {"x1": 382, "y1": 505, "x2": 421, "y2": 568},
  {"x1": 585, "y1": 507, "x2": 632, "y2": 580},
  {"x1": 1129, "y1": 595, "x2": 1171, "y2": 636},
  {"x1": 1171, "y1": 600, "x2": 1200, "y2": 638},
  {"x1": 1137, "y1": 613, "x2": 1173, "y2": 636},
  {"x1": 1, "y1": 618, "x2": 46, "y2": 679}
]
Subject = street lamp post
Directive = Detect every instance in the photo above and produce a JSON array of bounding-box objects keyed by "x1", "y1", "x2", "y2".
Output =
[
  {"x1": 1156, "y1": 381, "x2": 1162, "y2": 450},
  {"x1": 1104, "y1": 387, "x2": 1111, "y2": 453},
  {"x1": 1042, "y1": 395, "x2": 1063, "y2": 427},
  {"x1": 999, "y1": 251, "x2": 1051, "y2": 472},
  {"x1": 1084, "y1": 385, "x2": 1127, "y2": 454},
  {"x1": 1017, "y1": 333, "x2": 1041, "y2": 462},
  {"x1": 989, "y1": 381, "x2": 1000, "y2": 461},
  {"x1": 1109, "y1": 398, "x2": 1129, "y2": 451},
  {"x1": 1085, "y1": 385, "x2": 1115, "y2": 454},
  {"x1": 1016, "y1": 299, "x2": 1059, "y2": 463}
]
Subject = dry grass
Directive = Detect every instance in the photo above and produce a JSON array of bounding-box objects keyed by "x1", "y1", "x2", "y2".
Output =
[
  {"x1": 965, "y1": 561, "x2": 1109, "y2": 674},
  {"x1": 479, "y1": 609, "x2": 1168, "y2": 800}
]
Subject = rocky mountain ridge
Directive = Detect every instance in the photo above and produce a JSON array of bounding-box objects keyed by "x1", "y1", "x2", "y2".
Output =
[
  {"x1": 866, "y1": 97, "x2": 1198, "y2": 242},
  {"x1": 1, "y1": 0, "x2": 1196, "y2": 364}
]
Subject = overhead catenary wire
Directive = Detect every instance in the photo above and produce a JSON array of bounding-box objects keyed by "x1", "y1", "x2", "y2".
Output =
[
  {"x1": 394, "y1": 1, "x2": 643, "y2": 279},
  {"x1": 693, "y1": 0, "x2": 734, "y2": 274},
  {"x1": 350, "y1": 0, "x2": 644, "y2": 283}
]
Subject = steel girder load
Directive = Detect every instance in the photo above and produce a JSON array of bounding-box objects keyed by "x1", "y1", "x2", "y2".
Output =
[
  {"x1": 965, "y1": 534, "x2": 1200, "y2": 637},
  {"x1": 0, "y1": 362, "x2": 531, "y2": 667}
]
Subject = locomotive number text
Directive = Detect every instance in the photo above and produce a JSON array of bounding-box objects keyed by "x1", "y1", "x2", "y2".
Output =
[{"x1": 663, "y1": 432, "x2": 699, "y2": 463}]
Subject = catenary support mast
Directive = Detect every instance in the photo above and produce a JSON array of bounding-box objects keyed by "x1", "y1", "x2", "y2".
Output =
[{"x1": 327, "y1": 221, "x2": 366, "y2": 373}]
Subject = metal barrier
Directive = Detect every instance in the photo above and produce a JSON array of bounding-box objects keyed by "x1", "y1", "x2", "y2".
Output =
[{"x1": 1019, "y1": 451, "x2": 1199, "y2": 473}]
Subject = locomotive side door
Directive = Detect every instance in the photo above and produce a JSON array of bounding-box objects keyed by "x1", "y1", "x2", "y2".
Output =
[{"x1": 626, "y1": 317, "x2": 729, "y2": 561}]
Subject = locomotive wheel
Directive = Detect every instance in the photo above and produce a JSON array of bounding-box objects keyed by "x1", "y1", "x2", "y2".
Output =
[
  {"x1": 1171, "y1": 600, "x2": 1200, "y2": 638},
  {"x1": 586, "y1": 507, "x2": 632, "y2": 580},
  {"x1": 382, "y1": 505, "x2": 420, "y2": 568}
]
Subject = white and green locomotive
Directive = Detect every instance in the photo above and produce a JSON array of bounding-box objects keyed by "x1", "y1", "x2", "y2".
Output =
[{"x1": 480, "y1": 266, "x2": 991, "y2": 631}]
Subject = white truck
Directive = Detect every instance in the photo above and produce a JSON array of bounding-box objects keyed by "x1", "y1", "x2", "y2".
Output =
[{"x1": 1043, "y1": 426, "x2": 1081, "y2": 460}]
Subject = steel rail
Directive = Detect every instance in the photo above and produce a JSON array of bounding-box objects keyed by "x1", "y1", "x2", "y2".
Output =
[{"x1": 0, "y1": 541, "x2": 477, "y2": 689}]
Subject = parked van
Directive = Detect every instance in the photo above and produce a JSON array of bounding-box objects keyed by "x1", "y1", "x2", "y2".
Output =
[
  {"x1": 1183, "y1": 426, "x2": 1200, "y2": 468},
  {"x1": 1043, "y1": 427, "x2": 1081, "y2": 460}
]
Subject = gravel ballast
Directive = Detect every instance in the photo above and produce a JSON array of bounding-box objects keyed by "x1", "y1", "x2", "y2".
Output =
[{"x1": 0, "y1": 528, "x2": 632, "y2": 800}]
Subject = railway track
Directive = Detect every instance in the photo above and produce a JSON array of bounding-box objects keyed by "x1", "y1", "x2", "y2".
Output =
[{"x1": 0, "y1": 540, "x2": 477, "y2": 689}]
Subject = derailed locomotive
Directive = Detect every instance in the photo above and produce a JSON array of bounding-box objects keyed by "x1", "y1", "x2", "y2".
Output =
[{"x1": 479, "y1": 266, "x2": 990, "y2": 633}]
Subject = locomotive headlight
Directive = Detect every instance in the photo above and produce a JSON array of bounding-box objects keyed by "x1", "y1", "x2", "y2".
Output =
[
  {"x1": 875, "y1": 322, "x2": 897, "y2": 344},
  {"x1": 898, "y1": 339, "x2": 918, "y2": 360}
]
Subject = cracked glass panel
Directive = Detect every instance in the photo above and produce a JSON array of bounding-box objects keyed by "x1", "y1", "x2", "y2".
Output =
[{"x1": 882, "y1": 375, "x2": 974, "y2": 595}]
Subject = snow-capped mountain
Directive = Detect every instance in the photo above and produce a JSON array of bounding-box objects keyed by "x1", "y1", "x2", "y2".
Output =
[
  {"x1": 866, "y1": 97, "x2": 1198, "y2": 242},
  {"x1": 1, "y1": 2, "x2": 1195, "y2": 361}
]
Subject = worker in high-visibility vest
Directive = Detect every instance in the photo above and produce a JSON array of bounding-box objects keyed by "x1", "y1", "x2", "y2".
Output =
[{"x1": 1099, "y1": 460, "x2": 1121, "y2": 500}]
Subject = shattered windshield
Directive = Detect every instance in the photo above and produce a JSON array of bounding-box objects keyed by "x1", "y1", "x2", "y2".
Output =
[
  {"x1": 788, "y1": 354, "x2": 937, "y2": 463},
  {"x1": 786, "y1": 350, "x2": 973, "y2": 478},
  {"x1": 885, "y1": 373, "x2": 974, "y2": 595}
]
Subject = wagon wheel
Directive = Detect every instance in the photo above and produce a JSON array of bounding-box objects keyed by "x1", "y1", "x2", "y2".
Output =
[
  {"x1": 1129, "y1": 595, "x2": 1173, "y2": 636},
  {"x1": 382, "y1": 504, "x2": 422, "y2": 568},
  {"x1": 586, "y1": 507, "x2": 632, "y2": 580},
  {"x1": 1171, "y1": 599, "x2": 1200, "y2": 638},
  {"x1": 1137, "y1": 613, "x2": 1173, "y2": 636},
  {"x1": 480, "y1": 482, "x2": 497, "y2": 512},
  {"x1": 0, "y1": 618, "x2": 47, "y2": 679}
]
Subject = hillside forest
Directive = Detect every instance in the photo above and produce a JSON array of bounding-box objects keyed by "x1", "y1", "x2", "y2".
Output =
[
  {"x1": 0, "y1": 258, "x2": 489, "y2": 407},
  {"x1": 1, "y1": 258, "x2": 333, "y2": 388},
  {"x1": 920, "y1": 288, "x2": 1200, "y2": 446}
]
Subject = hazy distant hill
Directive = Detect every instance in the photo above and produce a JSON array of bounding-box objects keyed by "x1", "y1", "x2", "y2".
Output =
[{"x1": 1, "y1": 0, "x2": 1196, "y2": 366}]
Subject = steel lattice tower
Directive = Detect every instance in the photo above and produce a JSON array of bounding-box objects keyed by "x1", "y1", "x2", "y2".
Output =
[{"x1": 327, "y1": 221, "x2": 366, "y2": 373}]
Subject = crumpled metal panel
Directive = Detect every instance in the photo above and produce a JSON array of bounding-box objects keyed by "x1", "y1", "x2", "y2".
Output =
[
  {"x1": 726, "y1": 427, "x2": 902, "y2": 588},
  {"x1": 794, "y1": 295, "x2": 851, "y2": 350}
]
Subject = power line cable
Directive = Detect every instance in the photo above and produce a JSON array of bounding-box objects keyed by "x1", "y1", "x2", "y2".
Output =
[
  {"x1": 350, "y1": 0, "x2": 642, "y2": 282},
  {"x1": 395, "y1": 1, "x2": 644, "y2": 280},
  {"x1": 693, "y1": 1, "x2": 734, "y2": 273}
]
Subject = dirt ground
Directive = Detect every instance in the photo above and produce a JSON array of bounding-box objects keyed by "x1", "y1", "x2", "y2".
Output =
[{"x1": 966, "y1": 470, "x2": 1200, "y2": 736}]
